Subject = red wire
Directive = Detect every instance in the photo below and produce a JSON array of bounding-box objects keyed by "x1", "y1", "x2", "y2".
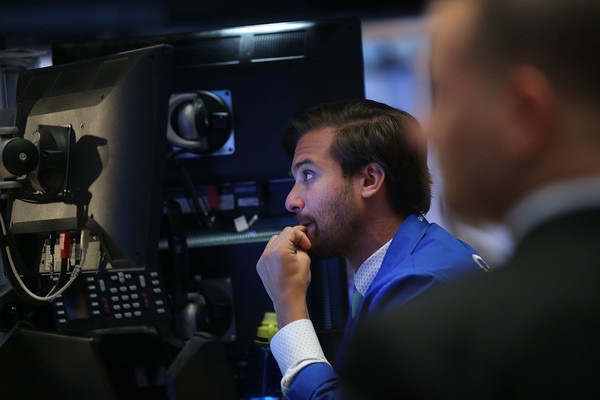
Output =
[{"x1": 59, "y1": 231, "x2": 72, "y2": 260}]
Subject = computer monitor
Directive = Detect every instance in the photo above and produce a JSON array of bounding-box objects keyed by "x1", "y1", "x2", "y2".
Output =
[{"x1": 6, "y1": 44, "x2": 172, "y2": 277}]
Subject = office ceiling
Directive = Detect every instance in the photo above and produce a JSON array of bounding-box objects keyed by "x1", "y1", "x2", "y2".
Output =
[{"x1": 1, "y1": 0, "x2": 427, "y2": 49}]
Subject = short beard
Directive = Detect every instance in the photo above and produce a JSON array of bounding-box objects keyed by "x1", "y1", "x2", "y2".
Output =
[{"x1": 306, "y1": 181, "x2": 360, "y2": 260}]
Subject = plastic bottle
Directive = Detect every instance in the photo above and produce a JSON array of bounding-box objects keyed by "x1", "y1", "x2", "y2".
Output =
[{"x1": 245, "y1": 312, "x2": 282, "y2": 400}]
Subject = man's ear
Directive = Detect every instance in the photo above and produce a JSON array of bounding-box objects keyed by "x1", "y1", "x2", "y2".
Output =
[
  {"x1": 358, "y1": 163, "x2": 386, "y2": 199},
  {"x1": 504, "y1": 65, "x2": 556, "y2": 159}
]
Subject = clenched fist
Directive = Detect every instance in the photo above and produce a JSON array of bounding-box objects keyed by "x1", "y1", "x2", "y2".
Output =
[{"x1": 256, "y1": 225, "x2": 312, "y2": 328}]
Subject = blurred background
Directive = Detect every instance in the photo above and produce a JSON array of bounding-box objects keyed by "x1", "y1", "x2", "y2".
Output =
[
  {"x1": 0, "y1": 2, "x2": 513, "y2": 397},
  {"x1": 1, "y1": 0, "x2": 513, "y2": 310}
]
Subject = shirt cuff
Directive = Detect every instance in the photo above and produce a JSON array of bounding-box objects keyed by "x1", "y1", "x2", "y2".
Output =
[{"x1": 270, "y1": 319, "x2": 331, "y2": 394}]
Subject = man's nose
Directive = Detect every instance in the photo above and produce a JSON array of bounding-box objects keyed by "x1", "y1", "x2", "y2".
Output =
[{"x1": 285, "y1": 184, "x2": 304, "y2": 213}]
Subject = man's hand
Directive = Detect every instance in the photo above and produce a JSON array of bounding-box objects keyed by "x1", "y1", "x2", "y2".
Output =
[{"x1": 256, "y1": 225, "x2": 312, "y2": 328}]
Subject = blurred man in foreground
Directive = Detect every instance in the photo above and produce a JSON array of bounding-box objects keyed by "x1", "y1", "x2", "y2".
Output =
[{"x1": 342, "y1": 0, "x2": 600, "y2": 397}]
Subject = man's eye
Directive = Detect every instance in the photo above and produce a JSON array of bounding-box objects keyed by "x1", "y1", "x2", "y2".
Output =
[{"x1": 302, "y1": 171, "x2": 314, "y2": 182}]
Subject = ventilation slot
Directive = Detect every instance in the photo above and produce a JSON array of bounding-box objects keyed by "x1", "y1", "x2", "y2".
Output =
[{"x1": 252, "y1": 30, "x2": 306, "y2": 62}]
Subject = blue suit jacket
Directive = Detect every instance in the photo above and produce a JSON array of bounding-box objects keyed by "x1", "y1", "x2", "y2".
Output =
[{"x1": 285, "y1": 213, "x2": 485, "y2": 399}]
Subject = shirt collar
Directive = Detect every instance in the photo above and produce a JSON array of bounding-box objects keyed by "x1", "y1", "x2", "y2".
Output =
[
  {"x1": 353, "y1": 239, "x2": 392, "y2": 296},
  {"x1": 506, "y1": 175, "x2": 600, "y2": 241}
]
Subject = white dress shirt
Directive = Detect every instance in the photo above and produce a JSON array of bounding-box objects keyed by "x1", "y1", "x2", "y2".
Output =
[{"x1": 270, "y1": 240, "x2": 392, "y2": 395}]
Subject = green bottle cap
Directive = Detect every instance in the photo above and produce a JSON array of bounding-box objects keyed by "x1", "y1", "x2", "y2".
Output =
[{"x1": 255, "y1": 312, "x2": 279, "y2": 345}]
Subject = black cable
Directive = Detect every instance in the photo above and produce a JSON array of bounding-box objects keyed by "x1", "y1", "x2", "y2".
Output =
[
  {"x1": 164, "y1": 197, "x2": 190, "y2": 312},
  {"x1": 46, "y1": 258, "x2": 68, "y2": 297},
  {"x1": 175, "y1": 161, "x2": 214, "y2": 228}
]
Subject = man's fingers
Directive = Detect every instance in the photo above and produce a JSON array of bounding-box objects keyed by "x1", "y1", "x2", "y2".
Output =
[
  {"x1": 292, "y1": 228, "x2": 312, "y2": 251},
  {"x1": 261, "y1": 226, "x2": 311, "y2": 260},
  {"x1": 255, "y1": 226, "x2": 312, "y2": 326},
  {"x1": 282, "y1": 225, "x2": 311, "y2": 251},
  {"x1": 294, "y1": 224, "x2": 308, "y2": 232}
]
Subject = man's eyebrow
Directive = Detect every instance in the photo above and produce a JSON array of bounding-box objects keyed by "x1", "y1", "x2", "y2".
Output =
[{"x1": 291, "y1": 159, "x2": 315, "y2": 175}]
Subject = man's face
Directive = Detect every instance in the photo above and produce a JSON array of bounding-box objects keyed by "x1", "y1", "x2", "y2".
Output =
[
  {"x1": 286, "y1": 127, "x2": 361, "y2": 259},
  {"x1": 428, "y1": 0, "x2": 515, "y2": 222}
]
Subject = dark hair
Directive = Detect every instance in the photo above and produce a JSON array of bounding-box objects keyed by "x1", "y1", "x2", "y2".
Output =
[
  {"x1": 463, "y1": 0, "x2": 600, "y2": 103},
  {"x1": 283, "y1": 99, "x2": 432, "y2": 215}
]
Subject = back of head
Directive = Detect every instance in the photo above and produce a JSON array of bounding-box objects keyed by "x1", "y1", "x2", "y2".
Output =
[
  {"x1": 284, "y1": 99, "x2": 432, "y2": 216},
  {"x1": 466, "y1": 0, "x2": 600, "y2": 104},
  {"x1": 427, "y1": 0, "x2": 600, "y2": 223}
]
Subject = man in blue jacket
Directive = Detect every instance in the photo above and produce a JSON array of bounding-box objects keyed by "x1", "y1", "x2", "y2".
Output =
[{"x1": 256, "y1": 99, "x2": 487, "y2": 399}]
